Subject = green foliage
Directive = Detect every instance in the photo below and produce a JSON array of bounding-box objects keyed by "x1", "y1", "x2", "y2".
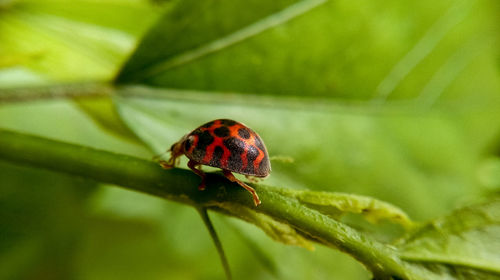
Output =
[
  {"x1": 0, "y1": 160, "x2": 97, "y2": 280},
  {"x1": 0, "y1": 0, "x2": 161, "y2": 84},
  {"x1": 1, "y1": 0, "x2": 500, "y2": 279},
  {"x1": 114, "y1": 87, "x2": 481, "y2": 221},
  {"x1": 279, "y1": 189, "x2": 412, "y2": 227},
  {"x1": 397, "y1": 199, "x2": 500, "y2": 277},
  {"x1": 217, "y1": 202, "x2": 315, "y2": 250}
]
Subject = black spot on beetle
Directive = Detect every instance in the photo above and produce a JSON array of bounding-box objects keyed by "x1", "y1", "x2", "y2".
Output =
[
  {"x1": 224, "y1": 137, "x2": 244, "y2": 171},
  {"x1": 245, "y1": 145, "x2": 259, "y2": 174},
  {"x1": 197, "y1": 131, "x2": 214, "y2": 149},
  {"x1": 238, "y1": 128, "x2": 250, "y2": 139},
  {"x1": 184, "y1": 138, "x2": 192, "y2": 151},
  {"x1": 214, "y1": 126, "x2": 230, "y2": 137},
  {"x1": 210, "y1": 146, "x2": 224, "y2": 166},
  {"x1": 220, "y1": 119, "x2": 237, "y2": 126},
  {"x1": 191, "y1": 147, "x2": 205, "y2": 161},
  {"x1": 223, "y1": 137, "x2": 245, "y2": 154}
]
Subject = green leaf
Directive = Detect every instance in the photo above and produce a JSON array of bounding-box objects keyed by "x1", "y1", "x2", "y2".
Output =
[
  {"x1": 74, "y1": 96, "x2": 143, "y2": 143},
  {"x1": 477, "y1": 157, "x2": 500, "y2": 191},
  {"x1": 396, "y1": 199, "x2": 500, "y2": 277},
  {"x1": 0, "y1": 1, "x2": 162, "y2": 143},
  {"x1": 217, "y1": 202, "x2": 314, "y2": 250},
  {"x1": 0, "y1": 160, "x2": 97, "y2": 279},
  {"x1": 18, "y1": 0, "x2": 164, "y2": 36},
  {"x1": 115, "y1": 0, "x2": 322, "y2": 83},
  {"x1": 0, "y1": 0, "x2": 161, "y2": 84},
  {"x1": 115, "y1": 0, "x2": 499, "y2": 107},
  {"x1": 278, "y1": 189, "x2": 413, "y2": 228}
]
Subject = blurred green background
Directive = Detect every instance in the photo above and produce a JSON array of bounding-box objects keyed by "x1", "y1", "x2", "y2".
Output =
[{"x1": 1, "y1": 0, "x2": 499, "y2": 279}]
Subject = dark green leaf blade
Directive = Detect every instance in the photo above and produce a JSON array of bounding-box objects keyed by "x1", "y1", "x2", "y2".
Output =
[
  {"x1": 115, "y1": 0, "x2": 322, "y2": 83},
  {"x1": 114, "y1": 0, "x2": 499, "y2": 107},
  {"x1": 396, "y1": 199, "x2": 500, "y2": 277}
]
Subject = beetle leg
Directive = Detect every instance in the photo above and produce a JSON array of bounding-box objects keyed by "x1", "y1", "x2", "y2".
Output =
[
  {"x1": 223, "y1": 170, "x2": 261, "y2": 206},
  {"x1": 158, "y1": 159, "x2": 173, "y2": 169},
  {"x1": 188, "y1": 159, "x2": 207, "y2": 190},
  {"x1": 155, "y1": 140, "x2": 185, "y2": 169},
  {"x1": 152, "y1": 151, "x2": 168, "y2": 163},
  {"x1": 155, "y1": 151, "x2": 177, "y2": 169}
]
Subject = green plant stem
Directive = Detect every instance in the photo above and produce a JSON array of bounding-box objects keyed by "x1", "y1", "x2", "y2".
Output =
[
  {"x1": 197, "y1": 207, "x2": 232, "y2": 280},
  {"x1": 0, "y1": 129, "x2": 431, "y2": 280}
]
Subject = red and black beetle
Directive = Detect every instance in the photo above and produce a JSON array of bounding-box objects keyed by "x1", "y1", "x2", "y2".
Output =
[{"x1": 157, "y1": 119, "x2": 271, "y2": 206}]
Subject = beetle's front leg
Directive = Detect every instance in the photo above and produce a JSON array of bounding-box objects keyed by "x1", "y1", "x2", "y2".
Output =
[{"x1": 188, "y1": 159, "x2": 207, "y2": 190}]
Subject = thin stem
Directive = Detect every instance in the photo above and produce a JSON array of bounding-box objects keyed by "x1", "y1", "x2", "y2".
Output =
[
  {"x1": 0, "y1": 82, "x2": 112, "y2": 103},
  {"x1": 0, "y1": 129, "x2": 434, "y2": 280},
  {"x1": 197, "y1": 207, "x2": 232, "y2": 280}
]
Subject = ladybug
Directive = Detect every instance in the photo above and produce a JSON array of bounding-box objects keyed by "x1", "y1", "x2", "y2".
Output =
[{"x1": 157, "y1": 119, "x2": 271, "y2": 206}]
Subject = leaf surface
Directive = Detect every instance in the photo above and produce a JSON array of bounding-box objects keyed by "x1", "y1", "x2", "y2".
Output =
[
  {"x1": 397, "y1": 199, "x2": 500, "y2": 277},
  {"x1": 0, "y1": 0, "x2": 161, "y2": 84},
  {"x1": 279, "y1": 189, "x2": 413, "y2": 227}
]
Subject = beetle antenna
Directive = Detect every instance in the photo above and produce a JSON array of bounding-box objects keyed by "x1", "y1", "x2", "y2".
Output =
[{"x1": 269, "y1": 155, "x2": 294, "y2": 163}]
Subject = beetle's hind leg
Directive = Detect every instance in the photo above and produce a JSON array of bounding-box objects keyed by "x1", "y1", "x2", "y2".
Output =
[
  {"x1": 188, "y1": 159, "x2": 207, "y2": 190},
  {"x1": 223, "y1": 170, "x2": 261, "y2": 206}
]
